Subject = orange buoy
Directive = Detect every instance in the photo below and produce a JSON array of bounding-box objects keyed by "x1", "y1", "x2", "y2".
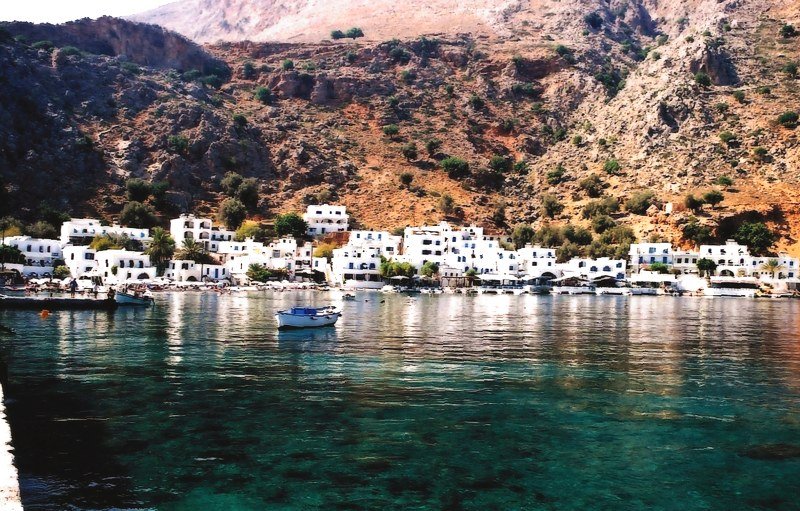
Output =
[{"x1": 40, "y1": 310, "x2": 50, "y2": 319}]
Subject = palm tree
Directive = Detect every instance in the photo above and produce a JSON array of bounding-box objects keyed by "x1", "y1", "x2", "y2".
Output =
[
  {"x1": 760, "y1": 259, "x2": 785, "y2": 279},
  {"x1": 175, "y1": 238, "x2": 215, "y2": 265},
  {"x1": 145, "y1": 227, "x2": 175, "y2": 275}
]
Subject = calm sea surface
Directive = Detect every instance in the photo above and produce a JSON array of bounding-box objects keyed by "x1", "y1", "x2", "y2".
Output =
[{"x1": 1, "y1": 292, "x2": 800, "y2": 510}]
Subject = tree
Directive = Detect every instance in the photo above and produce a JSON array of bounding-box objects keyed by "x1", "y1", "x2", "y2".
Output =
[
  {"x1": 512, "y1": 224, "x2": 535, "y2": 249},
  {"x1": 126, "y1": 178, "x2": 152, "y2": 202},
  {"x1": 719, "y1": 131, "x2": 738, "y2": 146},
  {"x1": 649, "y1": 262, "x2": 670, "y2": 274},
  {"x1": 221, "y1": 172, "x2": 244, "y2": 196},
  {"x1": 0, "y1": 245, "x2": 25, "y2": 265},
  {"x1": 420, "y1": 261, "x2": 440, "y2": 278},
  {"x1": 176, "y1": 238, "x2": 215, "y2": 264},
  {"x1": 782, "y1": 62, "x2": 798, "y2": 78},
  {"x1": 275, "y1": 213, "x2": 308, "y2": 238},
  {"x1": 584, "y1": 12, "x2": 603, "y2": 29},
  {"x1": 89, "y1": 235, "x2": 120, "y2": 251},
  {"x1": 235, "y1": 220, "x2": 268, "y2": 242},
  {"x1": 242, "y1": 61, "x2": 255, "y2": 79},
  {"x1": 313, "y1": 242, "x2": 337, "y2": 261},
  {"x1": 732, "y1": 90, "x2": 746, "y2": 103},
  {"x1": 145, "y1": 227, "x2": 176, "y2": 274},
  {"x1": 218, "y1": 198, "x2": 247, "y2": 230},
  {"x1": 233, "y1": 114, "x2": 248, "y2": 128},
  {"x1": 468, "y1": 94, "x2": 484, "y2": 110},
  {"x1": 439, "y1": 194, "x2": 455, "y2": 214},
  {"x1": 556, "y1": 241, "x2": 582, "y2": 263},
  {"x1": 541, "y1": 194, "x2": 564, "y2": 218},
  {"x1": 331, "y1": 30, "x2": 345, "y2": 40},
  {"x1": 702, "y1": 190, "x2": 724, "y2": 208},
  {"x1": 546, "y1": 165, "x2": 566, "y2": 185},
  {"x1": 399, "y1": 172, "x2": 414, "y2": 187},
  {"x1": 345, "y1": 27, "x2": 364, "y2": 39},
  {"x1": 247, "y1": 263, "x2": 287, "y2": 282},
  {"x1": 401, "y1": 142, "x2": 418, "y2": 161},
  {"x1": 715, "y1": 176, "x2": 733, "y2": 187},
  {"x1": 563, "y1": 224, "x2": 593, "y2": 246},
  {"x1": 582, "y1": 196, "x2": 619, "y2": 218},
  {"x1": 625, "y1": 190, "x2": 655, "y2": 215},
  {"x1": 697, "y1": 258, "x2": 718, "y2": 277},
  {"x1": 682, "y1": 219, "x2": 713, "y2": 245},
  {"x1": 236, "y1": 178, "x2": 260, "y2": 211},
  {"x1": 379, "y1": 257, "x2": 416, "y2": 278},
  {"x1": 254, "y1": 86, "x2": 273, "y2": 104},
  {"x1": 120, "y1": 201, "x2": 158, "y2": 228},
  {"x1": 441, "y1": 157, "x2": 470, "y2": 178},
  {"x1": 684, "y1": 194, "x2": 705, "y2": 212},
  {"x1": 591, "y1": 215, "x2": 616, "y2": 234},
  {"x1": 734, "y1": 222, "x2": 776, "y2": 255},
  {"x1": 53, "y1": 265, "x2": 71, "y2": 279},
  {"x1": 760, "y1": 259, "x2": 785, "y2": 279},
  {"x1": 26, "y1": 221, "x2": 58, "y2": 239},
  {"x1": 281, "y1": 59, "x2": 294, "y2": 71}
]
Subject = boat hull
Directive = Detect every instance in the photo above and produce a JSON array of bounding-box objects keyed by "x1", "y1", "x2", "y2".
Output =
[
  {"x1": 115, "y1": 291, "x2": 154, "y2": 306},
  {"x1": 276, "y1": 311, "x2": 340, "y2": 329}
]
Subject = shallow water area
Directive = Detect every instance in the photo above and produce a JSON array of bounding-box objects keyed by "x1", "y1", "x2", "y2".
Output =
[{"x1": 1, "y1": 291, "x2": 800, "y2": 510}]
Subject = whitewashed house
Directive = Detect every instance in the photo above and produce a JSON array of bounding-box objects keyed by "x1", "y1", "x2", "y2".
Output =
[
  {"x1": 628, "y1": 242, "x2": 674, "y2": 272},
  {"x1": 170, "y1": 214, "x2": 234, "y2": 252},
  {"x1": 95, "y1": 250, "x2": 156, "y2": 283},
  {"x1": 303, "y1": 205, "x2": 349, "y2": 236},
  {"x1": 164, "y1": 260, "x2": 201, "y2": 282},
  {"x1": 62, "y1": 245, "x2": 97, "y2": 278},
  {"x1": 559, "y1": 257, "x2": 627, "y2": 281},
  {"x1": 2, "y1": 236, "x2": 62, "y2": 276},
  {"x1": 60, "y1": 218, "x2": 151, "y2": 247},
  {"x1": 331, "y1": 246, "x2": 384, "y2": 289},
  {"x1": 516, "y1": 245, "x2": 558, "y2": 278}
]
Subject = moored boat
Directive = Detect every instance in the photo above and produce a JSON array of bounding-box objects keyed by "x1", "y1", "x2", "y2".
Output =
[
  {"x1": 276, "y1": 306, "x2": 341, "y2": 329},
  {"x1": 115, "y1": 290, "x2": 154, "y2": 306}
]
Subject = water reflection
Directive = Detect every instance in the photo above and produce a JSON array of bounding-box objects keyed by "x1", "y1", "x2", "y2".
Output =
[{"x1": 1, "y1": 293, "x2": 799, "y2": 510}]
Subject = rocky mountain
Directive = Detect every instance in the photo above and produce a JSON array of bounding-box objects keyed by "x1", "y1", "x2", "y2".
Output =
[{"x1": 2, "y1": 0, "x2": 800, "y2": 256}]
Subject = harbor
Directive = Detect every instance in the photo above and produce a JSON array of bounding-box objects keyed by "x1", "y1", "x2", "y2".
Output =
[{"x1": 1, "y1": 291, "x2": 799, "y2": 509}]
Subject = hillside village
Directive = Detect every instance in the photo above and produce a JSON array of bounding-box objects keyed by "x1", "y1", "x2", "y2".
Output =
[{"x1": 1, "y1": 203, "x2": 797, "y2": 297}]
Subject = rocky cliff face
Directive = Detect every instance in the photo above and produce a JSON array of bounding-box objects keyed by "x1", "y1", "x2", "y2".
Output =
[{"x1": 2, "y1": 0, "x2": 800, "y2": 254}]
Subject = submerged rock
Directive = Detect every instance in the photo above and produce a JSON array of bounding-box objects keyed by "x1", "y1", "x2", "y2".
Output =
[{"x1": 741, "y1": 444, "x2": 800, "y2": 461}]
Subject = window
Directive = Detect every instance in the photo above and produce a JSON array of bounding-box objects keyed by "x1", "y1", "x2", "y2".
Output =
[{"x1": 648, "y1": 247, "x2": 656, "y2": 254}]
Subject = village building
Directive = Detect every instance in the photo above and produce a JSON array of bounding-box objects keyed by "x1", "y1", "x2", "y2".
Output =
[
  {"x1": 169, "y1": 214, "x2": 235, "y2": 253},
  {"x1": 303, "y1": 204, "x2": 349, "y2": 236}
]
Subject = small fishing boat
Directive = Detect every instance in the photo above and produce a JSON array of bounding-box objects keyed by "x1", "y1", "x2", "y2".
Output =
[
  {"x1": 343, "y1": 293, "x2": 357, "y2": 300},
  {"x1": 276, "y1": 306, "x2": 341, "y2": 329},
  {"x1": 115, "y1": 290, "x2": 154, "y2": 306}
]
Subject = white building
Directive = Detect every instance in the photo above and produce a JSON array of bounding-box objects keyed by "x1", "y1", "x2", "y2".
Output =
[
  {"x1": 331, "y1": 246, "x2": 384, "y2": 289},
  {"x1": 559, "y1": 257, "x2": 627, "y2": 281},
  {"x1": 63, "y1": 245, "x2": 97, "y2": 278},
  {"x1": 516, "y1": 245, "x2": 558, "y2": 277},
  {"x1": 628, "y1": 242, "x2": 674, "y2": 272},
  {"x1": 2, "y1": 236, "x2": 62, "y2": 276},
  {"x1": 170, "y1": 214, "x2": 235, "y2": 253},
  {"x1": 60, "y1": 218, "x2": 151, "y2": 246},
  {"x1": 94, "y1": 250, "x2": 156, "y2": 283},
  {"x1": 303, "y1": 205, "x2": 349, "y2": 236}
]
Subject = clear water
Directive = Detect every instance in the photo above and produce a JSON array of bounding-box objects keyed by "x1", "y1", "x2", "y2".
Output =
[{"x1": 1, "y1": 292, "x2": 800, "y2": 510}]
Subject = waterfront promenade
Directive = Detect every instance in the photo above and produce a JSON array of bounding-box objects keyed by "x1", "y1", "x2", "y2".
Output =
[{"x1": 0, "y1": 384, "x2": 22, "y2": 511}]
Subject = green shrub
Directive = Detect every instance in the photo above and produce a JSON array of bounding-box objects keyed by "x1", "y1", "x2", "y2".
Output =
[
  {"x1": 591, "y1": 215, "x2": 616, "y2": 234},
  {"x1": 425, "y1": 139, "x2": 442, "y2": 156},
  {"x1": 572, "y1": 135, "x2": 583, "y2": 146},
  {"x1": 582, "y1": 196, "x2": 619, "y2": 218},
  {"x1": 119, "y1": 201, "x2": 158, "y2": 228},
  {"x1": 563, "y1": 224, "x2": 593, "y2": 245},
  {"x1": 126, "y1": 178, "x2": 152, "y2": 202},
  {"x1": 488, "y1": 155, "x2": 512, "y2": 173},
  {"x1": 236, "y1": 178, "x2": 260, "y2": 211},
  {"x1": 331, "y1": 30, "x2": 345, "y2": 40},
  {"x1": 579, "y1": 174, "x2": 605, "y2": 198},
  {"x1": 584, "y1": 12, "x2": 603, "y2": 29},
  {"x1": 753, "y1": 146, "x2": 769, "y2": 161},
  {"x1": 541, "y1": 193, "x2": 564, "y2": 218},
  {"x1": 715, "y1": 176, "x2": 733, "y2": 187},
  {"x1": 756, "y1": 86, "x2": 771, "y2": 95},
  {"x1": 782, "y1": 62, "x2": 798, "y2": 78},
  {"x1": 382, "y1": 124, "x2": 400, "y2": 137},
  {"x1": 546, "y1": 164, "x2": 566, "y2": 185},
  {"x1": 281, "y1": 59, "x2": 294, "y2": 71},
  {"x1": 254, "y1": 86, "x2": 272, "y2": 104},
  {"x1": 512, "y1": 224, "x2": 535, "y2": 249},
  {"x1": 694, "y1": 72, "x2": 712, "y2": 87},
  {"x1": 732, "y1": 90, "x2": 745, "y2": 103},
  {"x1": 399, "y1": 172, "x2": 414, "y2": 187},
  {"x1": 682, "y1": 219, "x2": 713, "y2": 245},
  {"x1": 718, "y1": 131, "x2": 738, "y2": 146},
  {"x1": 167, "y1": 135, "x2": 189, "y2": 155},
  {"x1": 649, "y1": 262, "x2": 671, "y2": 274},
  {"x1": 233, "y1": 114, "x2": 248, "y2": 128},
  {"x1": 439, "y1": 194, "x2": 455, "y2": 214},
  {"x1": 401, "y1": 142, "x2": 418, "y2": 160},
  {"x1": 60, "y1": 46, "x2": 82, "y2": 57},
  {"x1": 624, "y1": 190, "x2": 655, "y2": 215},
  {"x1": 221, "y1": 172, "x2": 244, "y2": 196},
  {"x1": 780, "y1": 24, "x2": 797, "y2": 38},
  {"x1": 603, "y1": 158, "x2": 621, "y2": 175},
  {"x1": 468, "y1": 94, "x2": 485, "y2": 109},
  {"x1": 242, "y1": 61, "x2": 255, "y2": 79},
  {"x1": 684, "y1": 194, "x2": 705, "y2": 211},
  {"x1": 31, "y1": 40, "x2": 53, "y2": 51},
  {"x1": 778, "y1": 111, "x2": 799, "y2": 128},
  {"x1": 441, "y1": 157, "x2": 470, "y2": 178}
]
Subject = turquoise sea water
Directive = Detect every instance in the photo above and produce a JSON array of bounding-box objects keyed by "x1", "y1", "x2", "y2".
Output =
[{"x1": 1, "y1": 292, "x2": 800, "y2": 510}]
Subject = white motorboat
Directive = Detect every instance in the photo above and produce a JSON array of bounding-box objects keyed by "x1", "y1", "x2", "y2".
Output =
[
  {"x1": 703, "y1": 277, "x2": 759, "y2": 298},
  {"x1": 276, "y1": 306, "x2": 341, "y2": 329},
  {"x1": 115, "y1": 290, "x2": 154, "y2": 306}
]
